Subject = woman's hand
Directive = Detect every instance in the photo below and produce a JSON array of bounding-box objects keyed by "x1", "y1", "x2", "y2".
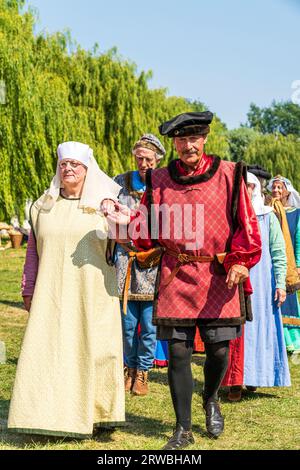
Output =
[
  {"x1": 274, "y1": 288, "x2": 286, "y2": 307},
  {"x1": 226, "y1": 264, "x2": 249, "y2": 289},
  {"x1": 23, "y1": 295, "x2": 32, "y2": 312}
]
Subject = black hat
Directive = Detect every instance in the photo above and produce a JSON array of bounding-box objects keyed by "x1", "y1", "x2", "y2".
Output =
[
  {"x1": 247, "y1": 164, "x2": 272, "y2": 180},
  {"x1": 159, "y1": 111, "x2": 213, "y2": 138}
]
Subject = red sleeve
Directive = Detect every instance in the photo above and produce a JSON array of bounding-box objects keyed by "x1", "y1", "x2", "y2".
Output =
[
  {"x1": 223, "y1": 179, "x2": 262, "y2": 294},
  {"x1": 21, "y1": 231, "x2": 39, "y2": 296},
  {"x1": 129, "y1": 191, "x2": 155, "y2": 251}
]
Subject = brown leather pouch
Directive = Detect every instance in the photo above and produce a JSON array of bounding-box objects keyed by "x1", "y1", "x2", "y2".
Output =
[{"x1": 134, "y1": 247, "x2": 164, "y2": 269}]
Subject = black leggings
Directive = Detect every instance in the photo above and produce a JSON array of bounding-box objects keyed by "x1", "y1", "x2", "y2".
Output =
[{"x1": 167, "y1": 339, "x2": 229, "y2": 430}]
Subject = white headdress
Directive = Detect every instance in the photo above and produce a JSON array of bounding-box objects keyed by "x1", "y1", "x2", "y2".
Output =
[
  {"x1": 40, "y1": 141, "x2": 121, "y2": 212},
  {"x1": 267, "y1": 175, "x2": 300, "y2": 209},
  {"x1": 247, "y1": 172, "x2": 273, "y2": 216}
]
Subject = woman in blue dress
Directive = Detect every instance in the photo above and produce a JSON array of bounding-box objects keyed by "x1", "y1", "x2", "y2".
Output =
[
  {"x1": 224, "y1": 172, "x2": 290, "y2": 399},
  {"x1": 244, "y1": 173, "x2": 290, "y2": 388}
]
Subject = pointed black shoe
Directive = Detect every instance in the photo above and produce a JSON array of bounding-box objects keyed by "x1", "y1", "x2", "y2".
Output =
[
  {"x1": 203, "y1": 400, "x2": 224, "y2": 439},
  {"x1": 162, "y1": 424, "x2": 195, "y2": 450}
]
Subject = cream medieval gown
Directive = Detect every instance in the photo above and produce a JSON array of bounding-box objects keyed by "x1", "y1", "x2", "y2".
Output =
[{"x1": 8, "y1": 195, "x2": 125, "y2": 438}]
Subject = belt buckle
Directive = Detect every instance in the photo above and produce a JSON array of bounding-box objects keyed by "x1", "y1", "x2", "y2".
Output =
[{"x1": 178, "y1": 253, "x2": 190, "y2": 263}]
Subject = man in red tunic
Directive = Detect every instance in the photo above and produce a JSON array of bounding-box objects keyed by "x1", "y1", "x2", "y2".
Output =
[{"x1": 104, "y1": 111, "x2": 262, "y2": 450}]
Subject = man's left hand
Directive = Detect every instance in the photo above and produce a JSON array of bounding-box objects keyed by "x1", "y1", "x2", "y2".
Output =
[{"x1": 226, "y1": 264, "x2": 249, "y2": 289}]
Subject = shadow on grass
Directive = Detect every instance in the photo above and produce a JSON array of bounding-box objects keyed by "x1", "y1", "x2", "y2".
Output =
[
  {"x1": 124, "y1": 412, "x2": 207, "y2": 439},
  {"x1": 0, "y1": 300, "x2": 24, "y2": 309},
  {"x1": 0, "y1": 427, "x2": 115, "y2": 448},
  {"x1": 0, "y1": 400, "x2": 10, "y2": 418},
  {"x1": 5, "y1": 358, "x2": 18, "y2": 365},
  {"x1": 219, "y1": 388, "x2": 281, "y2": 402},
  {"x1": 0, "y1": 430, "x2": 86, "y2": 449},
  {"x1": 124, "y1": 412, "x2": 168, "y2": 437},
  {"x1": 0, "y1": 400, "x2": 116, "y2": 448},
  {"x1": 241, "y1": 390, "x2": 281, "y2": 400},
  {"x1": 149, "y1": 369, "x2": 204, "y2": 392},
  {"x1": 192, "y1": 354, "x2": 206, "y2": 366},
  {"x1": 0, "y1": 411, "x2": 207, "y2": 449},
  {"x1": 149, "y1": 369, "x2": 168, "y2": 385}
]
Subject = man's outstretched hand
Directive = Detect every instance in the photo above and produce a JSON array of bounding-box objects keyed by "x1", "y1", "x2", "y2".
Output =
[
  {"x1": 226, "y1": 264, "x2": 249, "y2": 289},
  {"x1": 100, "y1": 199, "x2": 116, "y2": 216},
  {"x1": 100, "y1": 199, "x2": 132, "y2": 242},
  {"x1": 100, "y1": 199, "x2": 131, "y2": 223}
]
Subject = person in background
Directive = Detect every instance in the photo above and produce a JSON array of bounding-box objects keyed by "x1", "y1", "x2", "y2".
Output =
[
  {"x1": 247, "y1": 164, "x2": 271, "y2": 195},
  {"x1": 268, "y1": 175, "x2": 300, "y2": 353},
  {"x1": 223, "y1": 172, "x2": 290, "y2": 401},
  {"x1": 111, "y1": 134, "x2": 168, "y2": 396}
]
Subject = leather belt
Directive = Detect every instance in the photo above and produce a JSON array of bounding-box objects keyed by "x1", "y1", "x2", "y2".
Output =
[{"x1": 163, "y1": 249, "x2": 227, "y2": 286}]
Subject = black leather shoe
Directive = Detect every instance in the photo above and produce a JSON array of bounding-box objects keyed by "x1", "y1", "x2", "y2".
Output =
[
  {"x1": 203, "y1": 400, "x2": 224, "y2": 438},
  {"x1": 162, "y1": 424, "x2": 195, "y2": 450}
]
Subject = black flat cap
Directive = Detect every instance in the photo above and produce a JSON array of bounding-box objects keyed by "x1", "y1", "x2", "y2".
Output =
[
  {"x1": 247, "y1": 164, "x2": 272, "y2": 180},
  {"x1": 159, "y1": 111, "x2": 213, "y2": 138}
]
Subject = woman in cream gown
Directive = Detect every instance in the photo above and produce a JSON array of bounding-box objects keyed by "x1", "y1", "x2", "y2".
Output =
[{"x1": 8, "y1": 141, "x2": 125, "y2": 438}]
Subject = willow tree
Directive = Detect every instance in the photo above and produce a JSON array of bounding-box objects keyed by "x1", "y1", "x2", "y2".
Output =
[
  {"x1": 244, "y1": 134, "x2": 300, "y2": 189},
  {"x1": 227, "y1": 128, "x2": 260, "y2": 162},
  {"x1": 0, "y1": 0, "x2": 228, "y2": 220}
]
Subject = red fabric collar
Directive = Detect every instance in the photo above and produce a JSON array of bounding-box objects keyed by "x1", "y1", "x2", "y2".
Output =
[{"x1": 176, "y1": 153, "x2": 213, "y2": 176}]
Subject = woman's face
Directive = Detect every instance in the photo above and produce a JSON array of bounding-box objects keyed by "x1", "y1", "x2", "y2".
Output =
[
  {"x1": 59, "y1": 159, "x2": 87, "y2": 188},
  {"x1": 271, "y1": 180, "x2": 287, "y2": 201}
]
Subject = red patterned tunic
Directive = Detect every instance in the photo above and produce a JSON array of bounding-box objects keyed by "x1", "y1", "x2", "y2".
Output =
[{"x1": 132, "y1": 154, "x2": 261, "y2": 326}]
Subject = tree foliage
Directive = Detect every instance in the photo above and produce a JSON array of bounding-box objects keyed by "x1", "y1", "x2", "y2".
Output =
[
  {"x1": 2, "y1": 1, "x2": 298, "y2": 221},
  {"x1": 228, "y1": 126, "x2": 300, "y2": 189},
  {"x1": 228, "y1": 102, "x2": 300, "y2": 189},
  {"x1": 243, "y1": 134, "x2": 300, "y2": 188},
  {"x1": 247, "y1": 101, "x2": 300, "y2": 136},
  {"x1": 0, "y1": 1, "x2": 228, "y2": 220},
  {"x1": 227, "y1": 127, "x2": 259, "y2": 163}
]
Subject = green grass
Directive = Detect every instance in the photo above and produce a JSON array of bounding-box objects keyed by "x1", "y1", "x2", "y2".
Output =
[{"x1": 0, "y1": 248, "x2": 300, "y2": 450}]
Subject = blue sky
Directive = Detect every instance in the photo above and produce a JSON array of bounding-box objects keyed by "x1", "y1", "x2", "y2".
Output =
[{"x1": 24, "y1": 0, "x2": 300, "y2": 129}]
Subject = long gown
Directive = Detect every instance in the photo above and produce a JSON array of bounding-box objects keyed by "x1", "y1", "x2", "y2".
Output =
[
  {"x1": 8, "y1": 195, "x2": 125, "y2": 438},
  {"x1": 244, "y1": 212, "x2": 290, "y2": 386},
  {"x1": 281, "y1": 208, "x2": 300, "y2": 353},
  {"x1": 223, "y1": 212, "x2": 290, "y2": 387}
]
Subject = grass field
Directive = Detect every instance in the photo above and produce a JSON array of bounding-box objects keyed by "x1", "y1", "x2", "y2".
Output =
[{"x1": 0, "y1": 248, "x2": 300, "y2": 450}]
